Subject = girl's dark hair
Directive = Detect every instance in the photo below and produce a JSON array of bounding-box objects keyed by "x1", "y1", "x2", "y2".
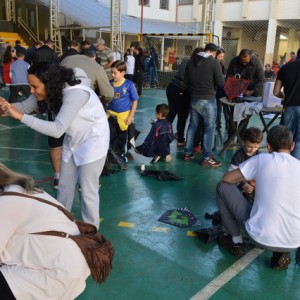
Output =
[
  {"x1": 28, "y1": 62, "x2": 80, "y2": 114},
  {"x1": 216, "y1": 47, "x2": 225, "y2": 57},
  {"x1": 137, "y1": 47, "x2": 144, "y2": 56},
  {"x1": 3, "y1": 46, "x2": 14, "y2": 64}
]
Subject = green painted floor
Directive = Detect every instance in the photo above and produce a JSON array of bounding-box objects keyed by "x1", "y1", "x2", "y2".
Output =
[{"x1": 1, "y1": 87, "x2": 300, "y2": 300}]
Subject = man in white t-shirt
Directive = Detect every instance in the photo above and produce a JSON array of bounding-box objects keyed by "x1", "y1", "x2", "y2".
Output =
[{"x1": 216, "y1": 125, "x2": 300, "y2": 270}]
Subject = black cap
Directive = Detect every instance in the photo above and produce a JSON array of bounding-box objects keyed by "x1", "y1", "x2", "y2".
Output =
[{"x1": 204, "y1": 43, "x2": 218, "y2": 52}]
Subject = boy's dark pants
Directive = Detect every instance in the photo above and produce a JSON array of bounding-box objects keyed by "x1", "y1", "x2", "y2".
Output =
[{"x1": 108, "y1": 116, "x2": 127, "y2": 156}]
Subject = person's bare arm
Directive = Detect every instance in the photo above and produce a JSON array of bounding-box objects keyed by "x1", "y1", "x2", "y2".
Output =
[
  {"x1": 223, "y1": 168, "x2": 246, "y2": 184},
  {"x1": 273, "y1": 79, "x2": 284, "y2": 98}
]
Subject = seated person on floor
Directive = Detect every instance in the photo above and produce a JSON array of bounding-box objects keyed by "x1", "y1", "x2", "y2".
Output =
[
  {"x1": 216, "y1": 125, "x2": 300, "y2": 270},
  {"x1": 228, "y1": 127, "x2": 263, "y2": 204},
  {"x1": 0, "y1": 163, "x2": 90, "y2": 300},
  {"x1": 135, "y1": 103, "x2": 174, "y2": 163}
]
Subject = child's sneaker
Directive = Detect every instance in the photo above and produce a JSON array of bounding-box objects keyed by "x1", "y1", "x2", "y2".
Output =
[
  {"x1": 200, "y1": 156, "x2": 221, "y2": 167},
  {"x1": 183, "y1": 153, "x2": 195, "y2": 161},
  {"x1": 150, "y1": 156, "x2": 161, "y2": 164}
]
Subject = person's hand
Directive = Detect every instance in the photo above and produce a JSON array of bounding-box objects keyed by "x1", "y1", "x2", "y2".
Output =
[
  {"x1": 0, "y1": 99, "x2": 23, "y2": 120},
  {"x1": 242, "y1": 182, "x2": 254, "y2": 194},
  {"x1": 125, "y1": 116, "x2": 133, "y2": 126},
  {"x1": 245, "y1": 90, "x2": 254, "y2": 96},
  {"x1": 248, "y1": 179, "x2": 256, "y2": 188}
]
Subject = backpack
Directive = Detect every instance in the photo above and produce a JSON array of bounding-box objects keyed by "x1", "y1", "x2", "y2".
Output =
[{"x1": 1, "y1": 192, "x2": 115, "y2": 285}]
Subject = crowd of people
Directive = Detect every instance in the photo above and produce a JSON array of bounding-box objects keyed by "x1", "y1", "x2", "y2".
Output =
[{"x1": 1, "y1": 36, "x2": 300, "y2": 298}]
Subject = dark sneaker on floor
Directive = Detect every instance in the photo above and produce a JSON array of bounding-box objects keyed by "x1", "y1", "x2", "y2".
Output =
[
  {"x1": 230, "y1": 243, "x2": 245, "y2": 257},
  {"x1": 53, "y1": 178, "x2": 59, "y2": 189},
  {"x1": 218, "y1": 234, "x2": 245, "y2": 256},
  {"x1": 270, "y1": 252, "x2": 291, "y2": 270},
  {"x1": 183, "y1": 153, "x2": 195, "y2": 161},
  {"x1": 200, "y1": 156, "x2": 222, "y2": 167},
  {"x1": 150, "y1": 156, "x2": 161, "y2": 164},
  {"x1": 218, "y1": 233, "x2": 233, "y2": 249}
]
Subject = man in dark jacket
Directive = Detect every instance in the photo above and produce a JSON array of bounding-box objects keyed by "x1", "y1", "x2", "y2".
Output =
[
  {"x1": 225, "y1": 49, "x2": 264, "y2": 140},
  {"x1": 59, "y1": 40, "x2": 80, "y2": 62},
  {"x1": 183, "y1": 43, "x2": 224, "y2": 167},
  {"x1": 227, "y1": 49, "x2": 264, "y2": 97},
  {"x1": 32, "y1": 39, "x2": 58, "y2": 65}
]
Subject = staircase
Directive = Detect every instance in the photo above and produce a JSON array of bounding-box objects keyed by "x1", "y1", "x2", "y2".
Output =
[{"x1": 0, "y1": 32, "x2": 28, "y2": 48}]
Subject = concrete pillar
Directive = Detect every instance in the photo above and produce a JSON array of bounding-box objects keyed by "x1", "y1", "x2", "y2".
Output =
[
  {"x1": 287, "y1": 29, "x2": 297, "y2": 57},
  {"x1": 264, "y1": 0, "x2": 278, "y2": 65},
  {"x1": 213, "y1": 0, "x2": 223, "y2": 45},
  {"x1": 214, "y1": 21, "x2": 223, "y2": 46},
  {"x1": 264, "y1": 19, "x2": 277, "y2": 65},
  {"x1": 241, "y1": 0, "x2": 248, "y2": 19}
]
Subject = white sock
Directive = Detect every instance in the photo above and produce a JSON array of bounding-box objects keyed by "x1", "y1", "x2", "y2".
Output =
[
  {"x1": 232, "y1": 235, "x2": 243, "y2": 244},
  {"x1": 54, "y1": 172, "x2": 60, "y2": 179}
]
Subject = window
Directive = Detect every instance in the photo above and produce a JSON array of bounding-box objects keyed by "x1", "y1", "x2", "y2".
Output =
[
  {"x1": 160, "y1": 0, "x2": 169, "y2": 10},
  {"x1": 139, "y1": 0, "x2": 150, "y2": 6},
  {"x1": 179, "y1": 0, "x2": 193, "y2": 5}
]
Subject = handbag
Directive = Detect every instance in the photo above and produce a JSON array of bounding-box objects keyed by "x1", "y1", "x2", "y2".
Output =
[
  {"x1": 224, "y1": 74, "x2": 251, "y2": 100},
  {"x1": 0, "y1": 191, "x2": 115, "y2": 285}
]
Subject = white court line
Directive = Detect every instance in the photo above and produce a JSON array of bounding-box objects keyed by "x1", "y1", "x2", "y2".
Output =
[
  {"x1": 191, "y1": 248, "x2": 264, "y2": 300},
  {"x1": 0, "y1": 146, "x2": 48, "y2": 152}
]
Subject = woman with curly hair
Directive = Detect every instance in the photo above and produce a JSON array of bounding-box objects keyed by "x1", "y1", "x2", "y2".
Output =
[
  {"x1": 0, "y1": 163, "x2": 90, "y2": 299},
  {"x1": 0, "y1": 62, "x2": 109, "y2": 229}
]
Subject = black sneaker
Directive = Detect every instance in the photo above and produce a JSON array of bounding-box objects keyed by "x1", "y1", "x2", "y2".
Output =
[
  {"x1": 218, "y1": 234, "x2": 245, "y2": 256},
  {"x1": 270, "y1": 252, "x2": 291, "y2": 270},
  {"x1": 230, "y1": 243, "x2": 245, "y2": 257},
  {"x1": 218, "y1": 233, "x2": 233, "y2": 249},
  {"x1": 53, "y1": 178, "x2": 59, "y2": 189}
]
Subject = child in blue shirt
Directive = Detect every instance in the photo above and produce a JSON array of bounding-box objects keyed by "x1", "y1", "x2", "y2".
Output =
[
  {"x1": 136, "y1": 103, "x2": 174, "y2": 163},
  {"x1": 108, "y1": 60, "x2": 139, "y2": 169},
  {"x1": 9, "y1": 49, "x2": 30, "y2": 103}
]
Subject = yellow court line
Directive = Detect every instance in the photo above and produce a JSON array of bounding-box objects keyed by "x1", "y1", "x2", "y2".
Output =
[{"x1": 118, "y1": 221, "x2": 135, "y2": 228}]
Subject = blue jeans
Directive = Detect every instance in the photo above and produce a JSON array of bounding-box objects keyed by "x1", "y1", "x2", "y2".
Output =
[
  {"x1": 184, "y1": 99, "x2": 217, "y2": 158},
  {"x1": 281, "y1": 106, "x2": 300, "y2": 160}
]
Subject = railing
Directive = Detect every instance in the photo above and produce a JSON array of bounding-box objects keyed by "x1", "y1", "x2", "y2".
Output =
[{"x1": 17, "y1": 17, "x2": 38, "y2": 42}]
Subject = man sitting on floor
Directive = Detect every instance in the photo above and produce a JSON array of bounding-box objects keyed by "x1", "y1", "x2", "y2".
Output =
[{"x1": 216, "y1": 125, "x2": 300, "y2": 270}]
